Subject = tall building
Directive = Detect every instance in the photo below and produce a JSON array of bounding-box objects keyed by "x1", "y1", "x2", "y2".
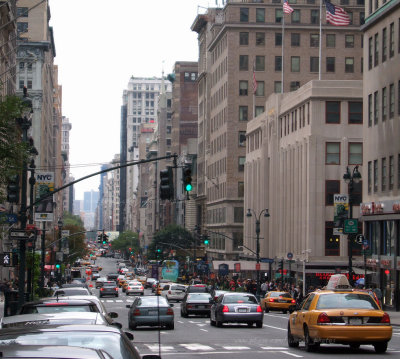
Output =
[
  {"x1": 360, "y1": 0, "x2": 400, "y2": 310},
  {"x1": 191, "y1": 0, "x2": 364, "y2": 260},
  {"x1": 61, "y1": 116, "x2": 72, "y2": 213},
  {"x1": 83, "y1": 190, "x2": 99, "y2": 213}
]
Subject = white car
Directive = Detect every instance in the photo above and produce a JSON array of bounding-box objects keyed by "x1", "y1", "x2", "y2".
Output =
[
  {"x1": 125, "y1": 281, "x2": 144, "y2": 296},
  {"x1": 161, "y1": 283, "x2": 187, "y2": 302}
]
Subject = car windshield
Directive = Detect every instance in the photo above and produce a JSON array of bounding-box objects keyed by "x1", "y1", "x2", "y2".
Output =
[
  {"x1": 20, "y1": 305, "x2": 97, "y2": 314},
  {"x1": 137, "y1": 297, "x2": 168, "y2": 307},
  {"x1": 223, "y1": 294, "x2": 258, "y2": 304},
  {"x1": 0, "y1": 331, "x2": 134, "y2": 359},
  {"x1": 270, "y1": 292, "x2": 291, "y2": 298},
  {"x1": 171, "y1": 285, "x2": 186, "y2": 291},
  {"x1": 54, "y1": 289, "x2": 88, "y2": 296},
  {"x1": 187, "y1": 293, "x2": 211, "y2": 300},
  {"x1": 316, "y1": 293, "x2": 379, "y2": 310}
]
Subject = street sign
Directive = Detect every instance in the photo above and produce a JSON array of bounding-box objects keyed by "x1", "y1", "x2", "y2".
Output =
[
  {"x1": 0, "y1": 213, "x2": 18, "y2": 224},
  {"x1": 9, "y1": 229, "x2": 29, "y2": 240},
  {"x1": 344, "y1": 219, "x2": 358, "y2": 234},
  {"x1": 0, "y1": 252, "x2": 12, "y2": 267},
  {"x1": 287, "y1": 252, "x2": 293, "y2": 260},
  {"x1": 255, "y1": 263, "x2": 260, "y2": 270},
  {"x1": 356, "y1": 234, "x2": 365, "y2": 244},
  {"x1": 260, "y1": 258, "x2": 274, "y2": 263}
]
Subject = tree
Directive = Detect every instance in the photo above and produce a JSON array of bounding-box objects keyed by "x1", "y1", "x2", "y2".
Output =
[
  {"x1": 111, "y1": 231, "x2": 139, "y2": 259},
  {"x1": 0, "y1": 95, "x2": 31, "y2": 203}
]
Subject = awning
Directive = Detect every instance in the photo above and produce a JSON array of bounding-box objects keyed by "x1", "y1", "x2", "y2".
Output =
[
  {"x1": 353, "y1": 267, "x2": 375, "y2": 275},
  {"x1": 44, "y1": 265, "x2": 55, "y2": 270}
]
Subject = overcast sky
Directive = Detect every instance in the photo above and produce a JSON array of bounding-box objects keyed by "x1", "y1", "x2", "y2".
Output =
[{"x1": 49, "y1": 0, "x2": 213, "y2": 200}]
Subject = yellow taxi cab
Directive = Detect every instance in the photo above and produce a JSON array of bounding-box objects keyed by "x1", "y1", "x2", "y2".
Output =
[
  {"x1": 125, "y1": 272, "x2": 135, "y2": 280},
  {"x1": 137, "y1": 276, "x2": 147, "y2": 286},
  {"x1": 287, "y1": 274, "x2": 392, "y2": 353},
  {"x1": 118, "y1": 278, "x2": 127, "y2": 289},
  {"x1": 261, "y1": 291, "x2": 296, "y2": 313}
]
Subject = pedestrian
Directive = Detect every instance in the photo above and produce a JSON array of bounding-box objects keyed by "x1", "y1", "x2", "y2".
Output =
[
  {"x1": 372, "y1": 284, "x2": 383, "y2": 308},
  {"x1": 261, "y1": 281, "x2": 268, "y2": 297}
]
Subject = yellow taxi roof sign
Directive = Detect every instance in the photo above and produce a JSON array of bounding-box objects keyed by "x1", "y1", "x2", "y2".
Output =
[{"x1": 326, "y1": 274, "x2": 352, "y2": 290}]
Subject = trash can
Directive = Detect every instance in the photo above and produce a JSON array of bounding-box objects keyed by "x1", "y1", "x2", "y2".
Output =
[{"x1": 4, "y1": 290, "x2": 29, "y2": 317}]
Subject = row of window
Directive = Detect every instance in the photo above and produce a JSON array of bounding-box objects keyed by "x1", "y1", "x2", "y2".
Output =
[
  {"x1": 325, "y1": 142, "x2": 362, "y2": 165},
  {"x1": 246, "y1": 129, "x2": 262, "y2": 153},
  {"x1": 206, "y1": 181, "x2": 227, "y2": 204},
  {"x1": 210, "y1": 133, "x2": 227, "y2": 155},
  {"x1": 132, "y1": 100, "x2": 155, "y2": 108},
  {"x1": 210, "y1": 107, "x2": 227, "y2": 134},
  {"x1": 240, "y1": 54, "x2": 359, "y2": 74},
  {"x1": 207, "y1": 157, "x2": 227, "y2": 180},
  {"x1": 326, "y1": 180, "x2": 362, "y2": 206},
  {"x1": 367, "y1": 19, "x2": 400, "y2": 70},
  {"x1": 367, "y1": 154, "x2": 400, "y2": 194},
  {"x1": 367, "y1": 81, "x2": 400, "y2": 126},
  {"x1": 132, "y1": 92, "x2": 156, "y2": 99},
  {"x1": 239, "y1": 7, "x2": 364, "y2": 26},
  {"x1": 238, "y1": 105, "x2": 265, "y2": 121},
  {"x1": 365, "y1": 220, "x2": 399, "y2": 257}
]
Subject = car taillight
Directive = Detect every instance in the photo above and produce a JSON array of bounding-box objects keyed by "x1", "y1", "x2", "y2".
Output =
[
  {"x1": 115, "y1": 288, "x2": 118, "y2": 291},
  {"x1": 291, "y1": 299, "x2": 296, "y2": 303},
  {"x1": 127, "y1": 287, "x2": 131, "y2": 290},
  {"x1": 381, "y1": 313, "x2": 390, "y2": 324},
  {"x1": 222, "y1": 305, "x2": 229, "y2": 312},
  {"x1": 168, "y1": 290, "x2": 172, "y2": 294},
  {"x1": 187, "y1": 305, "x2": 193, "y2": 309},
  {"x1": 317, "y1": 312, "x2": 331, "y2": 324},
  {"x1": 269, "y1": 298, "x2": 275, "y2": 302},
  {"x1": 100, "y1": 288, "x2": 104, "y2": 291},
  {"x1": 256, "y1": 305, "x2": 263, "y2": 312},
  {"x1": 167, "y1": 308, "x2": 174, "y2": 315},
  {"x1": 133, "y1": 309, "x2": 141, "y2": 316},
  {"x1": 140, "y1": 286, "x2": 144, "y2": 290}
]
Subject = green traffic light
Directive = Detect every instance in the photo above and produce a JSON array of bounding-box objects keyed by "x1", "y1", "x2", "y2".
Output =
[
  {"x1": 204, "y1": 240, "x2": 209, "y2": 245},
  {"x1": 55, "y1": 264, "x2": 60, "y2": 269},
  {"x1": 185, "y1": 183, "x2": 193, "y2": 192}
]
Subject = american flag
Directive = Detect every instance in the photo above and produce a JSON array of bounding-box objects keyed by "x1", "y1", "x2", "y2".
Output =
[
  {"x1": 325, "y1": 0, "x2": 350, "y2": 26},
  {"x1": 252, "y1": 63, "x2": 257, "y2": 94},
  {"x1": 283, "y1": 0, "x2": 294, "y2": 14}
]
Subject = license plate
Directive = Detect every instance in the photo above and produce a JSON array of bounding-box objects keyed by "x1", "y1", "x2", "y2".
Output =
[
  {"x1": 148, "y1": 310, "x2": 158, "y2": 315},
  {"x1": 278, "y1": 300, "x2": 287, "y2": 303},
  {"x1": 349, "y1": 318, "x2": 362, "y2": 325},
  {"x1": 197, "y1": 305, "x2": 205, "y2": 309},
  {"x1": 238, "y1": 308, "x2": 247, "y2": 313}
]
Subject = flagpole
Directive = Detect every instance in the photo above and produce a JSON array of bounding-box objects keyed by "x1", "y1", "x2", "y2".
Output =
[
  {"x1": 319, "y1": 0, "x2": 322, "y2": 80},
  {"x1": 281, "y1": 14, "x2": 285, "y2": 93}
]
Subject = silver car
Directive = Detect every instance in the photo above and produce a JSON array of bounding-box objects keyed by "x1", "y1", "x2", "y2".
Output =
[
  {"x1": 126, "y1": 296, "x2": 174, "y2": 330},
  {"x1": 125, "y1": 280, "x2": 144, "y2": 296},
  {"x1": 161, "y1": 283, "x2": 187, "y2": 302},
  {"x1": 210, "y1": 292, "x2": 264, "y2": 328}
]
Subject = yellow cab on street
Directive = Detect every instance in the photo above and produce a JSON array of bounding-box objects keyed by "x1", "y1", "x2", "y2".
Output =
[
  {"x1": 287, "y1": 274, "x2": 392, "y2": 353},
  {"x1": 261, "y1": 291, "x2": 296, "y2": 313}
]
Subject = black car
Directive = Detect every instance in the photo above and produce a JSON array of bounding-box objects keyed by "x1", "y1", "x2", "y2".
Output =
[
  {"x1": 107, "y1": 273, "x2": 119, "y2": 281},
  {"x1": 186, "y1": 284, "x2": 209, "y2": 293},
  {"x1": 181, "y1": 292, "x2": 213, "y2": 318},
  {"x1": 100, "y1": 281, "x2": 119, "y2": 298}
]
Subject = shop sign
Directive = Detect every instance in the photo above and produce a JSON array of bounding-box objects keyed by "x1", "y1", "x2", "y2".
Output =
[
  {"x1": 380, "y1": 259, "x2": 392, "y2": 267},
  {"x1": 367, "y1": 258, "x2": 379, "y2": 266},
  {"x1": 361, "y1": 200, "x2": 400, "y2": 215}
]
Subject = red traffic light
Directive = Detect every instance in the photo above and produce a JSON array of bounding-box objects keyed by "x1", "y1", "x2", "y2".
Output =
[{"x1": 384, "y1": 269, "x2": 390, "y2": 275}]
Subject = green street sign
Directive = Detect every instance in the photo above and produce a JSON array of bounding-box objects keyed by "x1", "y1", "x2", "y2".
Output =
[{"x1": 344, "y1": 219, "x2": 358, "y2": 234}]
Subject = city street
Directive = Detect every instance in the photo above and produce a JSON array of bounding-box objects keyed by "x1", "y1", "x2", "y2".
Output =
[{"x1": 93, "y1": 257, "x2": 400, "y2": 358}]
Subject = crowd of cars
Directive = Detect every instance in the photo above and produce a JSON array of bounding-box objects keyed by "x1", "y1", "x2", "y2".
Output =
[{"x1": 0, "y1": 255, "x2": 393, "y2": 356}]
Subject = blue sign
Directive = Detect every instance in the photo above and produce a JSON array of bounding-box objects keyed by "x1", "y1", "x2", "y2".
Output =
[
  {"x1": 260, "y1": 258, "x2": 274, "y2": 263},
  {"x1": 287, "y1": 252, "x2": 293, "y2": 260},
  {"x1": 0, "y1": 213, "x2": 18, "y2": 224},
  {"x1": 218, "y1": 263, "x2": 229, "y2": 276}
]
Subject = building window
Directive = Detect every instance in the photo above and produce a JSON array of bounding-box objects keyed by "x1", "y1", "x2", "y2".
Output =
[
  {"x1": 310, "y1": 57, "x2": 319, "y2": 72},
  {"x1": 18, "y1": 80, "x2": 24, "y2": 89},
  {"x1": 352, "y1": 181, "x2": 362, "y2": 205},
  {"x1": 255, "y1": 81, "x2": 265, "y2": 96},
  {"x1": 239, "y1": 132, "x2": 246, "y2": 147},
  {"x1": 325, "y1": 222, "x2": 340, "y2": 256},
  {"x1": 275, "y1": 9, "x2": 283, "y2": 23},
  {"x1": 239, "y1": 55, "x2": 248, "y2": 70},
  {"x1": 326, "y1": 57, "x2": 335, "y2": 72},
  {"x1": 345, "y1": 35, "x2": 354, "y2": 48},
  {"x1": 239, "y1": 81, "x2": 248, "y2": 96},
  {"x1": 239, "y1": 32, "x2": 249, "y2": 45},
  {"x1": 17, "y1": 22, "x2": 28, "y2": 34},
  {"x1": 291, "y1": 33, "x2": 300, "y2": 46},
  {"x1": 290, "y1": 81, "x2": 300, "y2": 91},
  {"x1": 360, "y1": 11, "x2": 365, "y2": 25},
  {"x1": 255, "y1": 32, "x2": 265, "y2": 46},
  {"x1": 291, "y1": 56, "x2": 300, "y2": 72},
  {"x1": 326, "y1": 180, "x2": 340, "y2": 205},
  {"x1": 291, "y1": 9, "x2": 300, "y2": 23},
  {"x1": 389, "y1": 22, "x2": 394, "y2": 57},
  {"x1": 238, "y1": 182, "x2": 244, "y2": 197},
  {"x1": 374, "y1": 33, "x2": 379, "y2": 67},
  {"x1": 374, "y1": 91, "x2": 379, "y2": 124},
  {"x1": 275, "y1": 33, "x2": 282, "y2": 46},
  {"x1": 326, "y1": 142, "x2": 340, "y2": 165},
  {"x1": 166, "y1": 139, "x2": 171, "y2": 146},
  {"x1": 345, "y1": 57, "x2": 354, "y2": 73},
  {"x1": 310, "y1": 34, "x2": 319, "y2": 47},
  {"x1": 382, "y1": 86, "x2": 387, "y2": 121},
  {"x1": 234, "y1": 207, "x2": 244, "y2": 223},
  {"x1": 389, "y1": 83, "x2": 394, "y2": 118},
  {"x1": 240, "y1": 8, "x2": 249, "y2": 22},
  {"x1": 274, "y1": 81, "x2": 282, "y2": 93},
  {"x1": 368, "y1": 37, "x2": 373, "y2": 70},
  {"x1": 326, "y1": 101, "x2": 340, "y2": 124},
  {"x1": 349, "y1": 143, "x2": 362, "y2": 165},
  {"x1": 382, "y1": 157, "x2": 387, "y2": 191},
  {"x1": 255, "y1": 56, "x2": 265, "y2": 71},
  {"x1": 275, "y1": 56, "x2": 282, "y2": 71},
  {"x1": 255, "y1": 106, "x2": 264, "y2": 116},
  {"x1": 326, "y1": 34, "x2": 336, "y2": 47},
  {"x1": 368, "y1": 94, "x2": 372, "y2": 127},
  {"x1": 238, "y1": 157, "x2": 245, "y2": 172},
  {"x1": 348, "y1": 101, "x2": 363, "y2": 124},
  {"x1": 374, "y1": 159, "x2": 378, "y2": 192},
  {"x1": 389, "y1": 156, "x2": 394, "y2": 190},
  {"x1": 368, "y1": 161, "x2": 372, "y2": 194},
  {"x1": 239, "y1": 106, "x2": 248, "y2": 121},
  {"x1": 382, "y1": 27, "x2": 387, "y2": 62},
  {"x1": 17, "y1": 7, "x2": 28, "y2": 17},
  {"x1": 256, "y1": 8, "x2": 265, "y2": 22},
  {"x1": 311, "y1": 9, "x2": 319, "y2": 24}
]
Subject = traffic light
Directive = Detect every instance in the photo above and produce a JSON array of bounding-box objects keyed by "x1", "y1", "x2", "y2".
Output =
[
  {"x1": 7, "y1": 175, "x2": 20, "y2": 203},
  {"x1": 55, "y1": 262, "x2": 61, "y2": 270},
  {"x1": 97, "y1": 235, "x2": 102, "y2": 243},
  {"x1": 278, "y1": 260, "x2": 284, "y2": 273},
  {"x1": 203, "y1": 235, "x2": 209, "y2": 245},
  {"x1": 102, "y1": 233, "x2": 109, "y2": 244},
  {"x1": 160, "y1": 167, "x2": 174, "y2": 200},
  {"x1": 183, "y1": 166, "x2": 192, "y2": 192}
]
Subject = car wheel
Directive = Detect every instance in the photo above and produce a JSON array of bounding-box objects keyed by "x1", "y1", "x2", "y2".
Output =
[
  {"x1": 373, "y1": 342, "x2": 388, "y2": 353},
  {"x1": 180, "y1": 309, "x2": 188, "y2": 318},
  {"x1": 283, "y1": 310, "x2": 288, "y2": 314},
  {"x1": 349, "y1": 343, "x2": 360, "y2": 350},
  {"x1": 141, "y1": 293, "x2": 144, "y2": 296},
  {"x1": 166, "y1": 323, "x2": 174, "y2": 330},
  {"x1": 304, "y1": 326, "x2": 318, "y2": 352},
  {"x1": 116, "y1": 294, "x2": 119, "y2": 297},
  {"x1": 216, "y1": 317, "x2": 223, "y2": 327},
  {"x1": 128, "y1": 321, "x2": 136, "y2": 330},
  {"x1": 264, "y1": 305, "x2": 269, "y2": 313},
  {"x1": 247, "y1": 322, "x2": 253, "y2": 327},
  {"x1": 256, "y1": 321, "x2": 263, "y2": 328},
  {"x1": 287, "y1": 322, "x2": 299, "y2": 348},
  {"x1": 210, "y1": 317, "x2": 216, "y2": 326}
]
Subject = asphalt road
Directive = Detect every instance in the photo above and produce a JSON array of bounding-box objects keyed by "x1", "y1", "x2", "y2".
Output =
[{"x1": 93, "y1": 256, "x2": 400, "y2": 358}]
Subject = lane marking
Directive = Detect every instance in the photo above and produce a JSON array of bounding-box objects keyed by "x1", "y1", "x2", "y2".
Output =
[
  {"x1": 222, "y1": 346, "x2": 250, "y2": 350},
  {"x1": 263, "y1": 324, "x2": 286, "y2": 331},
  {"x1": 281, "y1": 351, "x2": 303, "y2": 357},
  {"x1": 146, "y1": 344, "x2": 174, "y2": 351},
  {"x1": 180, "y1": 344, "x2": 214, "y2": 351},
  {"x1": 200, "y1": 328, "x2": 208, "y2": 332},
  {"x1": 261, "y1": 347, "x2": 288, "y2": 350}
]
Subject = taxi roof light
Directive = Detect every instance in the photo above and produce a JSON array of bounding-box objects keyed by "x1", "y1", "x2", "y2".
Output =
[{"x1": 325, "y1": 274, "x2": 353, "y2": 291}]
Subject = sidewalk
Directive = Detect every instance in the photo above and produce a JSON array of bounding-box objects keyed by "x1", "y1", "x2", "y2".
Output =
[{"x1": 388, "y1": 310, "x2": 400, "y2": 327}]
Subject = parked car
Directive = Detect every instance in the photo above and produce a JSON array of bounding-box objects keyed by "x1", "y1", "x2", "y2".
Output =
[
  {"x1": 0, "y1": 324, "x2": 158, "y2": 359},
  {"x1": 99, "y1": 281, "x2": 119, "y2": 298},
  {"x1": 126, "y1": 296, "x2": 174, "y2": 330},
  {"x1": 181, "y1": 292, "x2": 212, "y2": 318},
  {"x1": 125, "y1": 280, "x2": 144, "y2": 296},
  {"x1": 161, "y1": 283, "x2": 187, "y2": 302},
  {"x1": 53, "y1": 287, "x2": 92, "y2": 297},
  {"x1": 210, "y1": 292, "x2": 264, "y2": 328}
]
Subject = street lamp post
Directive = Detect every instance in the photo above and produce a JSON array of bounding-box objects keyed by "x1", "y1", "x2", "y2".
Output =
[
  {"x1": 56, "y1": 219, "x2": 63, "y2": 283},
  {"x1": 246, "y1": 208, "x2": 270, "y2": 301},
  {"x1": 343, "y1": 165, "x2": 361, "y2": 285}
]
